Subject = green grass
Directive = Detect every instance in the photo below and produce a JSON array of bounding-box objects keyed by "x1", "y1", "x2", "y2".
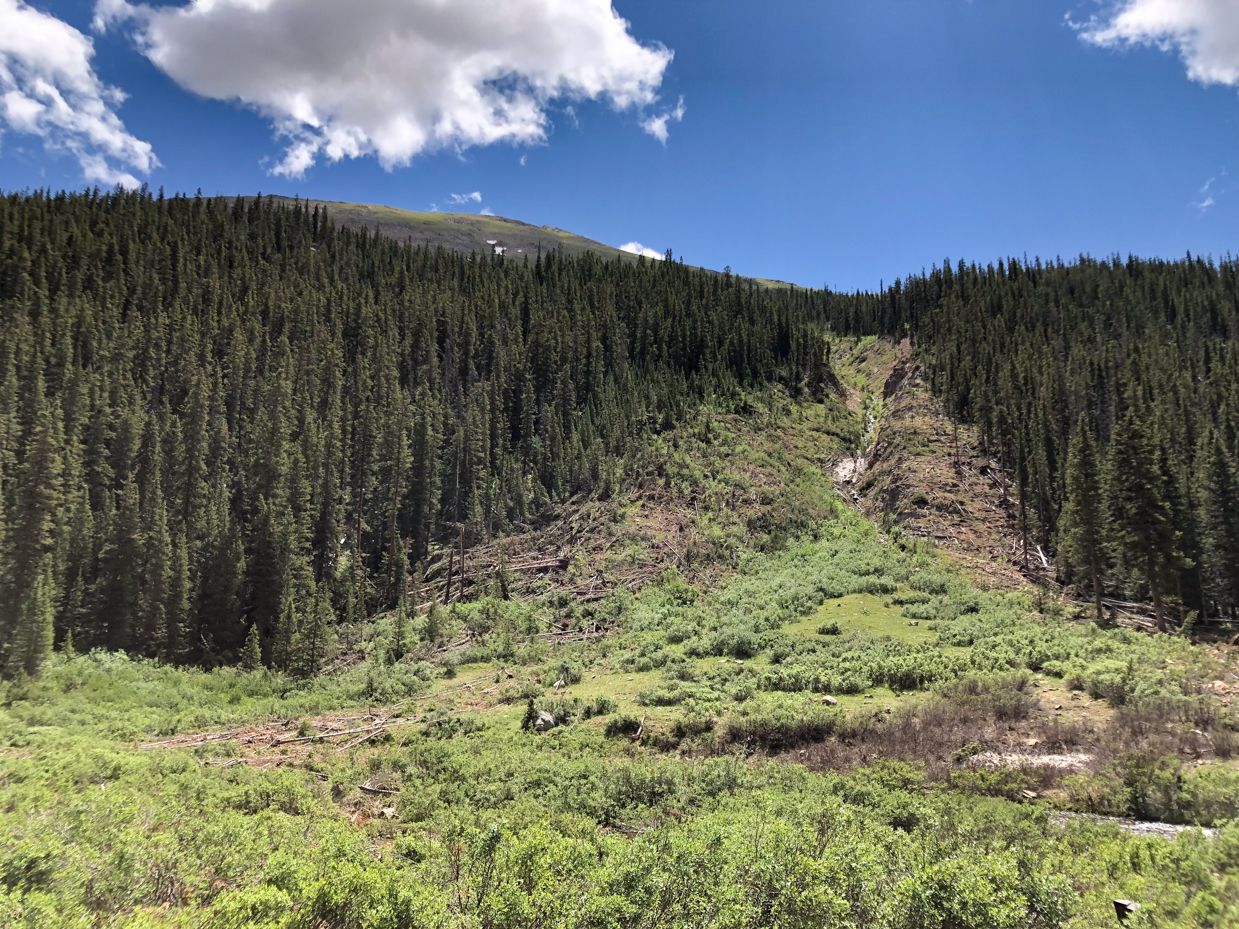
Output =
[
  {"x1": 789, "y1": 593, "x2": 936, "y2": 644},
  {"x1": 3, "y1": 388, "x2": 1239, "y2": 926}
]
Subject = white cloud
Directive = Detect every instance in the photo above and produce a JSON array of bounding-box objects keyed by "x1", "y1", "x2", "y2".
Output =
[
  {"x1": 1195, "y1": 195, "x2": 1216, "y2": 211},
  {"x1": 620, "y1": 241, "x2": 663, "y2": 259},
  {"x1": 519, "y1": 154, "x2": 527, "y2": 166},
  {"x1": 479, "y1": 207, "x2": 495, "y2": 216},
  {"x1": 1078, "y1": 0, "x2": 1239, "y2": 87},
  {"x1": 449, "y1": 191, "x2": 482, "y2": 204},
  {"x1": 0, "y1": 0, "x2": 154, "y2": 185},
  {"x1": 641, "y1": 95, "x2": 684, "y2": 144},
  {"x1": 97, "y1": 0, "x2": 673, "y2": 178}
]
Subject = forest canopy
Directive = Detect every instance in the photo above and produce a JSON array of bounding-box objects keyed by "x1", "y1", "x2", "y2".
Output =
[
  {"x1": 0, "y1": 188, "x2": 832, "y2": 675},
  {"x1": 828, "y1": 255, "x2": 1239, "y2": 627}
]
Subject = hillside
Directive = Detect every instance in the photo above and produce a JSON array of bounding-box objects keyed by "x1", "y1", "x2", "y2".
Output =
[
  {"x1": 1, "y1": 189, "x2": 1238, "y2": 928},
  {"x1": 267, "y1": 195, "x2": 635, "y2": 262},
  {"x1": 265, "y1": 196, "x2": 796, "y2": 288}
]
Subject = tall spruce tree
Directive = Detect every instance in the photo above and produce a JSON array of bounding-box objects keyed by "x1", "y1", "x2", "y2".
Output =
[
  {"x1": 1104, "y1": 412, "x2": 1176, "y2": 630},
  {"x1": 1196, "y1": 430, "x2": 1239, "y2": 616},
  {"x1": 6, "y1": 557, "x2": 55, "y2": 677},
  {"x1": 1059, "y1": 414, "x2": 1105, "y2": 621}
]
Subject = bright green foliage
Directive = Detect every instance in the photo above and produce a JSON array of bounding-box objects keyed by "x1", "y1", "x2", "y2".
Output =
[
  {"x1": 240, "y1": 624, "x2": 262, "y2": 673},
  {"x1": 1, "y1": 514, "x2": 1237, "y2": 926}
]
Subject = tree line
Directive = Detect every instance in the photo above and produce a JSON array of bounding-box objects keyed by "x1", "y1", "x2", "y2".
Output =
[
  {"x1": 826, "y1": 255, "x2": 1239, "y2": 627},
  {"x1": 0, "y1": 189, "x2": 832, "y2": 676}
]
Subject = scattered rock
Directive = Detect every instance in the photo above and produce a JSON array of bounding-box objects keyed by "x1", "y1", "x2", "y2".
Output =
[
  {"x1": 1113, "y1": 900, "x2": 1140, "y2": 922},
  {"x1": 908, "y1": 620, "x2": 919, "y2": 626},
  {"x1": 822, "y1": 695, "x2": 838, "y2": 705},
  {"x1": 969, "y1": 751, "x2": 1093, "y2": 773},
  {"x1": 1020, "y1": 790, "x2": 1039, "y2": 800},
  {"x1": 534, "y1": 711, "x2": 557, "y2": 733}
]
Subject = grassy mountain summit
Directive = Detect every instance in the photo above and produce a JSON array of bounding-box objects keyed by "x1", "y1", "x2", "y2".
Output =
[
  {"x1": 265, "y1": 195, "x2": 637, "y2": 262},
  {"x1": 264, "y1": 195, "x2": 796, "y2": 288}
]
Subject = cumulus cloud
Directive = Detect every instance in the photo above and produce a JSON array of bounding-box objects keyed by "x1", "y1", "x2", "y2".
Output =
[
  {"x1": 0, "y1": 0, "x2": 155, "y2": 185},
  {"x1": 479, "y1": 207, "x2": 495, "y2": 216},
  {"x1": 1078, "y1": 0, "x2": 1239, "y2": 87},
  {"x1": 641, "y1": 95, "x2": 684, "y2": 144},
  {"x1": 96, "y1": 0, "x2": 674, "y2": 177},
  {"x1": 620, "y1": 241, "x2": 663, "y2": 260},
  {"x1": 449, "y1": 191, "x2": 482, "y2": 204}
]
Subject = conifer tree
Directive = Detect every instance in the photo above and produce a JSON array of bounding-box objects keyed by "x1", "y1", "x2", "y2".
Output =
[
  {"x1": 5, "y1": 557, "x2": 55, "y2": 677},
  {"x1": 296, "y1": 588, "x2": 332, "y2": 677},
  {"x1": 240, "y1": 624, "x2": 262, "y2": 672},
  {"x1": 95, "y1": 477, "x2": 142, "y2": 652},
  {"x1": 138, "y1": 489, "x2": 172, "y2": 658},
  {"x1": 1104, "y1": 412, "x2": 1175, "y2": 630},
  {"x1": 392, "y1": 603, "x2": 412, "y2": 661},
  {"x1": 1059, "y1": 415, "x2": 1106, "y2": 620},
  {"x1": 4, "y1": 373, "x2": 63, "y2": 652},
  {"x1": 271, "y1": 598, "x2": 296, "y2": 672},
  {"x1": 166, "y1": 531, "x2": 191, "y2": 661},
  {"x1": 1196, "y1": 430, "x2": 1239, "y2": 615}
]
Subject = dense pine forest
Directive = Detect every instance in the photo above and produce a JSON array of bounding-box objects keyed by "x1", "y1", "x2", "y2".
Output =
[
  {"x1": 4, "y1": 188, "x2": 1239, "y2": 681},
  {"x1": 0, "y1": 189, "x2": 831, "y2": 677},
  {"x1": 5, "y1": 190, "x2": 1239, "y2": 929},
  {"x1": 829, "y1": 256, "x2": 1239, "y2": 627}
]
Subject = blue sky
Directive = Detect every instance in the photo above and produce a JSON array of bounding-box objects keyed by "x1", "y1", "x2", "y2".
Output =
[{"x1": 1, "y1": 0, "x2": 1236, "y2": 290}]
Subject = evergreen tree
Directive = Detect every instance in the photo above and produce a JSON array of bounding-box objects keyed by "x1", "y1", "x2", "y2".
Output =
[
  {"x1": 296, "y1": 588, "x2": 332, "y2": 677},
  {"x1": 1104, "y1": 412, "x2": 1176, "y2": 630},
  {"x1": 240, "y1": 623, "x2": 262, "y2": 672},
  {"x1": 5, "y1": 557, "x2": 55, "y2": 677},
  {"x1": 392, "y1": 603, "x2": 413, "y2": 661},
  {"x1": 271, "y1": 598, "x2": 296, "y2": 673},
  {"x1": 95, "y1": 478, "x2": 142, "y2": 652},
  {"x1": 1196, "y1": 430, "x2": 1239, "y2": 615},
  {"x1": 1059, "y1": 415, "x2": 1106, "y2": 620},
  {"x1": 166, "y1": 531, "x2": 191, "y2": 661},
  {"x1": 138, "y1": 489, "x2": 172, "y2": 658},
  {"x1": 3, "y1": 373, "x2": 62, "y2": 656}
]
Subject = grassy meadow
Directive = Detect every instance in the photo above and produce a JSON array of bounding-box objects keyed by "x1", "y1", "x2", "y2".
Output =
[{"x1": 2, "y1": 385, "x2": 1239, "y2": 928}]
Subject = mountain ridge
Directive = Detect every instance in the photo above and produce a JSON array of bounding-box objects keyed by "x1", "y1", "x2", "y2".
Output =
[{"x1": 262, "y1": 194, "x2": 795, "y2": 288}]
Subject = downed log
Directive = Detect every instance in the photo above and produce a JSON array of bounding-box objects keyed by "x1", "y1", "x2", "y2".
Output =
[{"x1": 275, "y1": 722, "x2": 388, "y2": 746}]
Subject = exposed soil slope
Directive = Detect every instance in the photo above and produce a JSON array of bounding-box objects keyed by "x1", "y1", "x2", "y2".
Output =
[{"x1": 837, "y1": 340, "x2": 1028, "y2": 591}]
